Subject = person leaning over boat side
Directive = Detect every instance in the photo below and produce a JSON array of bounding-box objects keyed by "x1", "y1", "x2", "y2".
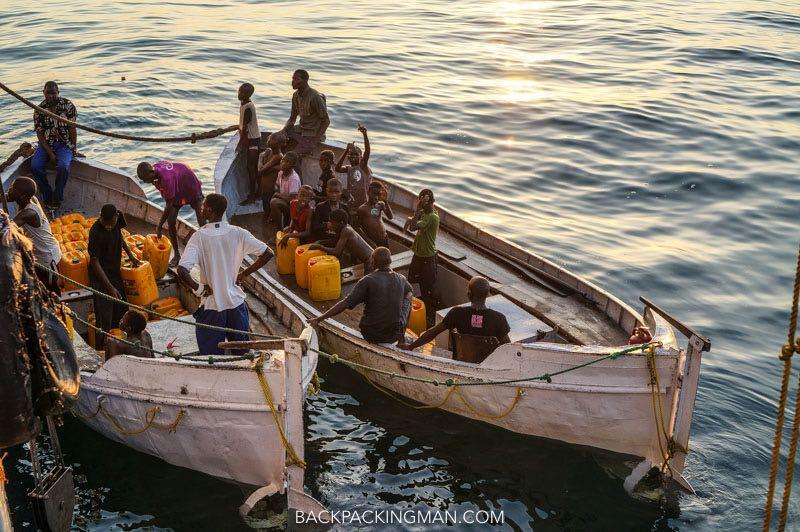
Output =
[
  {"x1": 280, "y1": 69, "x2": 330, "y2": 156},
  {"x1": 309, "y1": 208, "x2": 373, "y2": 271},
  {"x1": 177, "y1": 193, "x2": 275, "y2": 356},
  {"x1": 267, "y1": 151, "x2": 301, "y2": 228},
  {"x1": 404, "y1": 188, "x2": 440, "y2": 327},
  {"x1": 335, "y1": 123, "x2": 372, "y2": 222},
  {"x1": 237, "y1": 82, "x2": 261, "y2": 206},
  {"x1": 31, "y1": 81, "x2": 77, "y2": 209},
  {"x1": 309, "y1": 178, "x2": 347, "y2": 243},
  {"x1": 358, "y1": 181, "x2": 393, "y2": 247},
  {"x1": 136, "y1": 159, "x2": 206, "y2": 267},
  {"x1": 88, "y1": 204, "x2": 139, "y2": 347},
  {"x1": 7, "y1": 176, "x2": 62, "y2": 293},
  {"x1": 399, "y1": 276, "x2": 510, "y2": 362},
  {"x1": 278, "y1": 185, "x2": 315, "y2": 247},
  {"x1": 309, "y1": 247, "x2": 412, "y2": 345},
  {"x1": 104, "y1": 310, "x2": 154, "y2": 360}
]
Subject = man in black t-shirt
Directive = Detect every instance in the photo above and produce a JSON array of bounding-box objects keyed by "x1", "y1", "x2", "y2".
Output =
[
  {"x1": 88, "y1": 204, "x2": 139, "y2": 347},
  {"x1": 310, "y1": 178, "x2": 348, "y2": 243},
  {"x1": 398, "y1": 276, "x2": 510, "y2": 362}
]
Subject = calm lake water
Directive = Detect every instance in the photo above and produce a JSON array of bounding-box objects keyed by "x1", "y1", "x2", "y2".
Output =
[{"x1": 3, "y1": 0, "x2": 800, "y2": 529}]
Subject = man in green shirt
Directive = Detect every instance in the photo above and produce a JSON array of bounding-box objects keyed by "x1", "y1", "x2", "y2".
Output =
[{"x1": 405, "y1": 188, "x2": 440, "y2": 326}]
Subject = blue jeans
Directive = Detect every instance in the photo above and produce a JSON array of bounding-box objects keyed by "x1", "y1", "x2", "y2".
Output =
[
  {"x1": 31, "y1": 141, "x2": 73, "y2": 203},
  {"x1": 194, "y1": 302, "x2": 251, "y2": 356}
]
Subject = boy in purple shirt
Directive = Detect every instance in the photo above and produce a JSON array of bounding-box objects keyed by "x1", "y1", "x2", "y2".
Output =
[{"x1": 137, "y1": 160, "x2": 206, "y2": 266}]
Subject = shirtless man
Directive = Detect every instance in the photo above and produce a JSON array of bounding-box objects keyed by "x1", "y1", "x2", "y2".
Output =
[
  {"x1": 357, "y1": 181, "x2": 393, "y2": 247},
  {"x1": 310, "y1": 208, "x2": 373, "y2": 270},
  {"x1": 105, "y1": 310, "x2": 154, "y2": 360}
]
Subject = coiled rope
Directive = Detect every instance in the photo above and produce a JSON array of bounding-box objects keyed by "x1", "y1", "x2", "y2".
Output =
[
  {"x1": 0, "y1": 81, "x2": 237, "y2": 144},
  {"x1": 764, "y1": 244, "x2": 800, "y2": 532}
]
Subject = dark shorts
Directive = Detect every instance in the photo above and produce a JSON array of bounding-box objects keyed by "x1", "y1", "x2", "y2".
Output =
[
  {"x1": 286, "y1": 129, "x2": 318, "y2": 157},
  {"x1": 194, "y1": 302, "x2": 250, "y2": 356},
  {"x1": 171, "y1": 194, "x2": 203, "y2": 209},
  {"x1": 408, "y1": 253, "x2": 437, "y2": 287}
]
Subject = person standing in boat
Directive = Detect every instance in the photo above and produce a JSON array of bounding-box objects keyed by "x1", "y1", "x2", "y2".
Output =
[
  {"x1": 358, "y1": 181, "x2": 393, "y2": 247},
  {"x1": 404, "y1": 188, "x2": 440, "y2": 326},
  {"x1": 177, "y1": 193, "x2": 275, "y2": 356},
  {"x1": 31, "y1": 81, "x2": 77, "y2": 209},
  {"x1": 280, "y1": 69, "x2": 329, "y2": 156},
  {"x1": 309, "y1": 208, "x2": 373, "y2": 271},
  {"x1": 88, "y1": 204, "x2": 140, "y2": 347},
  {"x1": 136, "y1": 160, "x2": 206, "y2": 267},
  {"x1": 399, "y1": 276, "x2": 510, "y2": 362},
  {"x1": 238, "y1": 82, "x2": 261, "y2": 205},
  {"x1": 7, "y1": 177, "x2": 62, "y2": 293},
  {"x1": 335, "y1": 124, "x2": 372, "y2": 223},
  {"x1": 309, "y1": 178, "x2": 346, "y2": 243},
  {"x1": 309, "y1": 247, "x2": 412, "y2": 345},
  {"x1": 258, "y1": 131, "x2": 288, "y2": 219},
  {"x1": 315, "y1": 149, "x2": 336, "y2": 200}
]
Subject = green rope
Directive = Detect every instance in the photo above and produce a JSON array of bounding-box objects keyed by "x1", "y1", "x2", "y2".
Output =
[
  {"x1": 310, "y1": 341, "x2": 659, "y2": 388},
  {"x1": 39, "y1": 263, "x2": 281, "y2": 339}
]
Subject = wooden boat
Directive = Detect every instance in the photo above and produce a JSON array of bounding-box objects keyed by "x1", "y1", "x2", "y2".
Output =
[
  {"x1": 0, "y1": 152, "x2": 323, "y2": 513},
  {"x1": 215, "y1": 132, "x2": 711, "y2": 492}
]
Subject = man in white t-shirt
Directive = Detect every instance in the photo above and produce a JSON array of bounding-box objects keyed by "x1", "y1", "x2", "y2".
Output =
[{"x1": 177, "y1": 193, "x2": 274, "y2": 355}]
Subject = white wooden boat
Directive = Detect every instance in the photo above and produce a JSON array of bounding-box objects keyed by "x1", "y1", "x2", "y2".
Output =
[
  {"x1": 215, "y1": 132, "x2": 711, "y2": 492},
  {"x1": 1, "y1": 152, "x2": 323, "y2": 514}
]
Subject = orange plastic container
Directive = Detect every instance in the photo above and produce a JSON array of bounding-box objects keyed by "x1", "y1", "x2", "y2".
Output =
[
  {"x1": 143, "y1": 234, "x2": 172, "y2": 280},
  {"x1": 120, "y1": 260, "x2": 159, "y2": 306},
  {"x1": 308, "y1": 255, "x2": 341, "y2": 301},
  {"x1": 408, "y1": 297, "x2": 427, "y2": 336},
  {"x1": 276, "y1": 231, "x2": 300, "y2": 275},
  {"x1": 49, "y1": 220, "x2": 62, "y2": 234},
  {"x1": 62, "y1": 223, "x2": 85, "y2": 242},
  {"x1": 58, "y1": 250, "x2": 90, "y2": 291},
  {"x1": 82, "y1": 217, "x2": 97, "y2": 229},
  {"x1": 149, "y1": 296, "x2": 184, "y2": 320},
  {"x1": 59, "y1": 213, "x2": 85, "y2": 226},
  {"x1": 64, "y1": 240, "x2": 88, "y2": 254},
  {"x1": 294, "y1": 244, "x2": 326, "y2": 289},
  {"x1": 54, "y1": 233, "x2": 64, "y2": 245}
]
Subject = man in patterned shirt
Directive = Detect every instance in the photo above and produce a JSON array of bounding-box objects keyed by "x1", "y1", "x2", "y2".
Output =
[{"x1": 31, "y1": 81, "x2": 77, "y2": 208}]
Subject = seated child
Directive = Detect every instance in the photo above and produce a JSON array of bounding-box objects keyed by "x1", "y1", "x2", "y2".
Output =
[
  {"x1": 278, "y1": 185, "x2": 315, "y2": 246},
  {"x1": 315, "y1": 150, "x2": 336, "y2": 201},
  {"x1": 105, "y1": 310, "x2": 154, "y2": 360},
  {"x1": 335, "y1": 124, "x2": 372, "y2": 225},
  {"x1": 357, "y1": 181, "x2": 393, "y2": 247},
  {"x1": 268, "y1": 151, "x2": 301, "y2": 227},
  {"x1": 258, "y1": 131, "x2": 287, "y2": 217}
]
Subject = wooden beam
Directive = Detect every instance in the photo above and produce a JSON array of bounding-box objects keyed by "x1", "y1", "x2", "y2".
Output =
[
  {"x1": 217, "y1": 338, "x2": 308, "y2": 352},
  {"x1": 640, "y1": 296, "x2": 711, "y2": 351}
]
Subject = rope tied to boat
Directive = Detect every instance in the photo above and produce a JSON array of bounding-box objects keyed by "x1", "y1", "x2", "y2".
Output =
[
  {"x1": 72, "y1": 398, "x2": 186, "y2": 436},
  {"x1": 253, "y1": 353, "x2": 306, "y2": 469},
  {"x1": 764, "y1": 243, "x2": 800, "y2": 532},
  {"x1": 646, "y1": 345, "x2": 675, "y2": 479},
  {"x1": 0, "y1": 81, "x2": 238, "y2": 144}
]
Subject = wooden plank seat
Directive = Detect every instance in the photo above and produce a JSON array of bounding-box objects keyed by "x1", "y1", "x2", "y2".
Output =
[{"x1": 340, "y1": 250, "x2": 415, "y2": 285}]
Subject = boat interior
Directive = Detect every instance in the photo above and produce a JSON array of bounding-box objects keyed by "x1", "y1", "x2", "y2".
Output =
[
  {"x1": 2, "y1": 158, "x2": 294, "y2": 371},
  {"x1": 220, "y1": 132, "x2": 635, "y2": 360}
]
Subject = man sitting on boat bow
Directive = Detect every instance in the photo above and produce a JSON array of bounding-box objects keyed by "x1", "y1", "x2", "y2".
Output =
[
  {"x1": 177, "y1": 194, "x2": 274, "y2": 356},
  {"x1": 399, "y1": 276, "x2": 510, "y2": 363}
]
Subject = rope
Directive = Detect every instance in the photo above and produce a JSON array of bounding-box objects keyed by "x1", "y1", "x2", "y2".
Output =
[
  {"x1": 764, "y1": 243, "x2": 800, "y2": 532},
  {"x1": 647, "y1": 345, "x2": 675, "y2": 478},
  {"x1": 253, "y1": 354, "x2": 306, "y2": 469},
  {"x1": 39, "y1": 263, "x2": 280, "y2": 340},
  {"x1": 307, "y1": 372, "x2": 321, "y2": 396},
  {"x1": 0, "y1": 81, "x2": 238, "y2": 144},
  {"x1": 312, "y1": 341, "x2": 659, "y2": 388},
  {"x1": 73, "y1": 401, "x2": 185, "y2": 436}
]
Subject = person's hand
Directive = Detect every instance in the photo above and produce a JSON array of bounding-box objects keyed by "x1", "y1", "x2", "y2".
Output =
[
  {"x1": 308, "y1": 244, "x2": 321, "y2": 251},
  {"x1": 109, "y1": 286, "x2": 122, "y2": 300},
  {"x1": 308, "y1": 317, "x2": 321, "y2": 329},
  {"x1": 156, "y1": 226, "x2": 163, "y2": 240},
  {"x1": 376, "y1": 201, "x2": 386, "y2": 210},
  {"x1": 357, "y1": 123, "x2": 367, "y2": 134},
  {"x1": 278, "y1": 235, "x2": 289, "y2": 249},
  {"x1": 398, "y1": 342, "x2": 412, "y2": 351},
  {"x1": 345, "y1": 142, "x2": 354, "y2": 153},
  {"x1": 201, "y1": 284, "x2": 213, "y2": 298},
  {"x1": 235, "y1": 272, "x2": 245, "y2": 286}
]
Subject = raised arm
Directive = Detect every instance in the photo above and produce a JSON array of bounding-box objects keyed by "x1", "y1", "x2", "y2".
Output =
[
  {"x1": 358, "y1": 124, "x2": 370, "y2": 164},
  {"x1": 335, "y1": 144, "x2": 351, "y2": 173}
]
